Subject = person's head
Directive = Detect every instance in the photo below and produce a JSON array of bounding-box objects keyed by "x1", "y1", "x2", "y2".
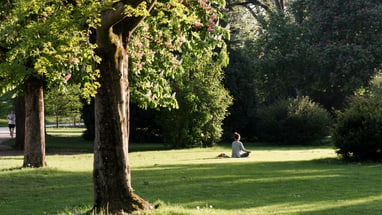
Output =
[{"x1": 234, "y1": 132, "x2": 240, "y2": 141}]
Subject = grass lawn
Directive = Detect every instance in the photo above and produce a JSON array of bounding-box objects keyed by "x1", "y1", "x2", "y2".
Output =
[
  {"x1": 1, "y1": 128, "x2": 382, "y2": 214},
  {"x1": 0, "y1": 119, "x2": 7, "y2": 127}
]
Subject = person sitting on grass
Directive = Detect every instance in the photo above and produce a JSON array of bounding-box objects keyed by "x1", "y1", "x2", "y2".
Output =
[{"x1": 231, "y1": 132, "x2": 251, "y2": 158}]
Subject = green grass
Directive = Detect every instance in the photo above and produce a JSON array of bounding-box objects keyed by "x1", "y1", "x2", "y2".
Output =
[
  {"x1": 1, "y1": 128, "x2": 382, "y2": 214},
  {"x1": 44, "y1": 116, "x2": 82, "y2": 126},
  {"x1": 0, "y1": 119, "x2": 7, "y2": 127}
]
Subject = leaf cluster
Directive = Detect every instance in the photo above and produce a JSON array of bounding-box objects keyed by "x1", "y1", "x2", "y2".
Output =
[
  {"x1": 1, "y1": 0, "x2": 230, "y2": 111},
  {"x1": 333, "y1": 96, "x2": 382, "y2": 161},
  {"x1": 129, "y1": 0, "x2": 230, "y2": 109},
  {"x1": 247, "y1": 0, "x2": 382, "y2": 109},
  {"x1": 0, "y1": 0, "x2": 100, "y2": 99}
]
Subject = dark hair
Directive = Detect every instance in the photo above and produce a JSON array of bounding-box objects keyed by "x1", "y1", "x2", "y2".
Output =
[{"x1": 234, "y1": 132, "x2": 240, "y2": 140}]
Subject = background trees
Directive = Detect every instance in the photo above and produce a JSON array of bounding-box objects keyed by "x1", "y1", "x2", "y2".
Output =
[
  {"x1": 0, "y1": 92, "x2": 13, "y2": 118},
  {"x1": 157, "y1": 60, "x2": 232, "y2": 148},
  {"x1": 127, "y1": 0, "x2": 232, "y2": 148},
  {"x1": 223, "y1": 0, "x2": 382, "y2": 142},
  {"x1": 80, "y1": 0, "x2": 382, "y2": 146},
  {"x1": 222, "y1": 4, "x2": 259, "y2": 140},
  {"x1": 45, "y1": 84, "x2": 82, "y2": 127},
  {"x1": 0, "y1": 0, "x2": 97, "y2": 167},
  {"x1": 252, "y1": 0, "x2": 382, "y2": 109},
  {"x1": 293, "y1": 0, "x2": 382, "y2": 109}
]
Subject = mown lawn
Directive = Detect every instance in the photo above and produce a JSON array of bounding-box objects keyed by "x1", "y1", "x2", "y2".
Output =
[
  {"x1": 1, "y1": 128, "x2": 381, "y2": 215},
  {"x1": 0, "y1": 119, "x2": 7, "y2": 127}
]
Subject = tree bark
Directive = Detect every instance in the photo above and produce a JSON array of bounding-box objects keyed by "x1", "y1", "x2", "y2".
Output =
[
  {"x1": 23, "y1": 77, "x2": 46, "y2": 168},
  {"x1": 92, "y1": 2, "x2": 152, "y2": 213},
  {"x1": 15, "y1": 95, "x2": 25, "y2": 150},
  {"x1": 274, "y1": 0, "x2": 284, "y2": 11}
]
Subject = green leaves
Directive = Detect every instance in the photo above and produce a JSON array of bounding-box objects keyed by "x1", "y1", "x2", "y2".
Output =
[
  {"x1": 1, "y1": 0, "x2": 230, "y2": 109},
  {"x1": 129, "y1": 0, "x2": 229, "y2": 109},
  {"x1": 0, "y1": 0, "x2": 99, "y2": 98},
  {"x1": 124, "y1": 1, "x2": 150, "y2": 17},
  {"x1": 247, "y1": 0, "x2": 382, "y2": 109}
]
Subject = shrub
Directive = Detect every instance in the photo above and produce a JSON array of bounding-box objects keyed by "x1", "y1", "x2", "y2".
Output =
[
  {"x1": 256, "y1": 96, "x2": 331, "y2": 145},
  {"x1": 332, "y1": 96, "x2": 382, "y2": 161}
]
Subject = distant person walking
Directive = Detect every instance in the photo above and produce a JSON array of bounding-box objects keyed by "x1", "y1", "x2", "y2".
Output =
[
  {"x1": 231, "y1": 132, "x2": 251, "y2": 158},
  {"x1": 7, "y1": 111, "x2": 16, "y2": 138}
]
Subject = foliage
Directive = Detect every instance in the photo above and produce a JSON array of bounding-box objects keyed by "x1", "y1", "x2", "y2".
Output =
[
  {"x1": 124, "y1": 0, "x2": 231, "y2": 147},
  {"x1": 256, "y1": 96, "x2": 331, "y2": 145},
  {"x1": 222, "y1": 6, "x2": 258, "y2": 140},
  {"x1": 356, "y1": 71, "x2": 382, "y2": 97},
  {"x1": 251, "y1": 8, "x2": 309, "y2": 104},
  {"x1": 297, "y1": 0, "x2": 382, "y2": 109},
  {"x1": 157, "y1": 64, "x2": 232, "y2": 148},
  {"x1": 223, "y1": 45, "x2": 257, "y2": 140},
  {"x1": 249, "y1": 0, "x2": 382, "y2": 110},
  {"x1": 1, "y1": 0, "x2": 231, "y2": 147},
  {"x1": 45, "y1": 84, "x2": 82, "y2": 127},
  {"x1": 128, "y1": 0, "x2": 230, "y2": 110},
  {"x1": 0, "y1": 0, "x2": 100, "y2": 99},
  {"x1": 0, "y1": 91, "x2": 14, "y2": 117},
  {"x1": 332, "y1": 97, "x2": 382, "y2": 161},
  {"x1": 332, "y1": 72, "x2": 382, "y2": 161}
]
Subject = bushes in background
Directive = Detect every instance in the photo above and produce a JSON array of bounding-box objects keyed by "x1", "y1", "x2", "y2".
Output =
[
  {"x1": 332, "y1": 97, "x2": 382, "y2": 161},
  {"x1": 332, "y1": 72, "x2": 382, "y2": 161},
  {"x1": 256, "y1": 96, "x2": 331, "y2": 145}
]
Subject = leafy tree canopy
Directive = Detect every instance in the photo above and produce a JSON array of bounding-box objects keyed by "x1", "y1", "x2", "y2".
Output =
[
  {"x1": 1, "y1": 0, "x2": 229, "y2": 109},
  {"x1": 128, "y1": 0, "x2": 229, "y2": 109},
  {"x1": 252, "y1": 0, "x2": 382, "y2": 109},
  {"x1": 0, "y1": 0, "x2": 100, "y2": 98}
]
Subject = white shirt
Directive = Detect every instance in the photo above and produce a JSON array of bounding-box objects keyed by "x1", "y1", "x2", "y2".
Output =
[{"x1": 7, "y1": 113, "x2": 16, "y2": 125}]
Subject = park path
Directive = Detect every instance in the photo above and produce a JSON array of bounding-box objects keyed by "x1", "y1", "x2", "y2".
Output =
[
  {"x1": 0, "y1": 127, "x2": 11, "y2": 144},
  {"x1": 0, "y1": 127, "x2": 18, "y2": 155}
]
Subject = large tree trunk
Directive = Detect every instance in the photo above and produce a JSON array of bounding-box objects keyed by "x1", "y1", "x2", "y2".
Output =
[
  {"x1": 92, "y1": 2, "x2": 152, "y2": 213},
  {"x1": 23, "y1": 77, "x2": 46, "y2": 168},
  {"x1": 15, "y1": 95, "x2": 25, "y2": 150}
]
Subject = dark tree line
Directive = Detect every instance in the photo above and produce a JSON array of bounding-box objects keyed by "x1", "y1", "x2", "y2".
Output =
[{"x1": 223, "y1": 0, "x2": 382, "y2": 141}]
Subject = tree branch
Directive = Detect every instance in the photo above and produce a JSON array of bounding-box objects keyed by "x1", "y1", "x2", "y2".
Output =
[
  {"x1": 97, "y1": 0, "x2": 156, "y2": 49},
  {"x1": 228, "y1": 0, "x2": 269, "y2": 11},
  {"x1": 100, "y1": 2, "x2": 127, "y2": 30},
  {"x1": 114, "y1": 0, "x2": 157, "y2": 40}
]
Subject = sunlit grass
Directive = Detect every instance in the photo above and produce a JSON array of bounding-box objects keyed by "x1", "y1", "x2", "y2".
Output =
[
  {"x1": 1, "y1": 128, "x2": 382, "y2": 214},
  {"x1": 0, "y1": 119, "x2": 7, "y2": 127},
  {"x1": 46, "y1": 127, "x2": 86, "y2": 137}
]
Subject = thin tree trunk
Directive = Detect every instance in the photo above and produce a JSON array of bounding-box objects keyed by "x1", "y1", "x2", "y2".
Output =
[{"x1": 23, "y1": 77, "x2": 46, "y2": 168}]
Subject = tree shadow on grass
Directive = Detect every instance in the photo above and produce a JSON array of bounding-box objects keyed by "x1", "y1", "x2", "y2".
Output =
[
  {"x1": 1, "y1": 156, "x2": 382, "y2": 214},
  {"x1": 133, "y1": 158, "x2": 382, "y2": 213},
  {"x1": 0, "y1": 168, "x2": 93, "y2": 214}
]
